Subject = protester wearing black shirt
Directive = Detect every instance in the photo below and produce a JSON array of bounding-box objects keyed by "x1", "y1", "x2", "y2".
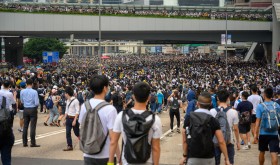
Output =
[{"x1": 237, "y1": 92, "x2": 253, "y2": 150}]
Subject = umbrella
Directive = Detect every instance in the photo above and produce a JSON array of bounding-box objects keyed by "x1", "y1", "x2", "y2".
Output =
[
  {"x1": 101, "y1": 56, "x2": 110, "y2": 59},
  {"x1": 17, "y1": 65, "x2": 23, "y2": 69}
]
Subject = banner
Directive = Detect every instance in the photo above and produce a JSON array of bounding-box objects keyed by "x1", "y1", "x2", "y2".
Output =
[
  {"x1": 221, "y1": 34, "x2": 232, "y2": 45},
  {"x1": 277, "y1": 51, "x2": 280, "y2": 64}
]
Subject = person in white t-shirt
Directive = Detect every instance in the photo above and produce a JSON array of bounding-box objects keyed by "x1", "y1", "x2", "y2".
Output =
[
  {"x1": 78, "y1": 75, "x2": 119, "y2": 165},
  {"x1": 210, "y1": 90, "x2": 240, "y2": 165},
  {"x1": 108, "y1": 82, "x2": 162, "y2": 165},
  {"x1": 247, "y1": 85, "x2": 263, "y2": 144}
]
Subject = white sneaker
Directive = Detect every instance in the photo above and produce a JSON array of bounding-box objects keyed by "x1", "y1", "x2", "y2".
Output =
[
  {"x1": 242, "y1": 146, "x2": 249, "y2": 150},
  {"x1": 248, "y1": 142, "x2": 251, "y2": 149}
]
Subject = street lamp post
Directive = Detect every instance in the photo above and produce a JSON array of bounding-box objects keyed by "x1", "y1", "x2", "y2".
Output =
[
  {"x1": 225, "y1": 12, "x2": 228, "y2": 75},
  {"x1": 98, "y1": 0, "x2": 102, "y2": 75}
]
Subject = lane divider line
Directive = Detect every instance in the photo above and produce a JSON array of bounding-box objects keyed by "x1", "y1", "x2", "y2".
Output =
[
  {"x1": 14, "y1": 129, "x2": 66, "y2": 145},
  {"x1": 160, "y1": 121, "x2": 183, "y2": 140}
]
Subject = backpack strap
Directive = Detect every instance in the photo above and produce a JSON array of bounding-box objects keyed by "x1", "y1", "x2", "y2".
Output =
[
  {"x1": 2, "y1": 96, "x2": 6, "y2": 109},
  {"x1": 223, "y1": 107, "x2": 231, "y2": 113},
  {"x1": 123, "y1": 109, "x2": 155, "y2": 122},
  {"x1": 84, "y1": 100, "x2": 92, "y2": 112},
  {"x1": 261, "y1": 103, "x2": 269, "y2": 112},
  {"x1": 93, "y1": 101, "x2": 110, "y2": 112}
]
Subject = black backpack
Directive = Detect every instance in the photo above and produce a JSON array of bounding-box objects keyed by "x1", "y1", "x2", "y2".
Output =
[
  {"x1": 171, "y1": 98, "x2": 180, "y2": 110},
  {"x1": 122, "y1": 109, "x2": 155, "y2": 164},
  {"x1": 188, "y1": 112, "x2": 214, "y2": 158},
  {"x1": 150, "y1": 94, "x2": 156, "y2": 103},
  {"x1": 77, "y1": 92, "x2": 84, "y2": 104},
  {"x1": 117, "y1": 93, "x2": 123, "y2": 107},
  {"x1": 0, "y1": 97, "x2": 12, "y2": 137},
  {"x1": 59, "y1": 93, "x2": 67, "y2": 107}
]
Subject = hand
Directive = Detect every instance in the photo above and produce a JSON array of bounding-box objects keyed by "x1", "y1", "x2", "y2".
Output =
[
  {"x1": 254, "y1": 136, "x2": 258, "y2": 143},
  {"x1": 72, "y1": 120, "x2": 76, "y2": 127},
  {"x1": 179, "y1": 157, "x2": 186, "y2": 165},
  {"x1": 225, "y1": 159, "x2": 231, "y2": 165},
  {"x1": 236, "y1": 142, "x2": 241, "y2": 150}
]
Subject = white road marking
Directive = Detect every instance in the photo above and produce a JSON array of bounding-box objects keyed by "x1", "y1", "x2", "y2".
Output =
[
  {"x1": 14, "y1": 129, "x2": 66, "y2": 145},
  {"x1": 160, "y1": 121, "x2": 183, "y2": 140}
]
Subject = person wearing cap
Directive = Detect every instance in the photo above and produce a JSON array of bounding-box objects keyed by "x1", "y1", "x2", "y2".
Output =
[
  {"x1": 47, "y1": 87, "x2": 60, "y2": 126},
  {"x1": 20, "y1": 79, "x2": 40, "y2": 147},
  {"x1": 17, "y1": 81, "x2": 26, "y2": 133}
]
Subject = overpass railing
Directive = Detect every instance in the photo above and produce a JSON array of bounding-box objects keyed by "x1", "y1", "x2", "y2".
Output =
[{"x1": 0, "y1": 2, "x2": 272, "y2": 21}]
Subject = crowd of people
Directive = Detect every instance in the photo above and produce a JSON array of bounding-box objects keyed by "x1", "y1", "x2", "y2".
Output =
[
  {"x1": 0, "y1": 52, "x2": 279, "y2": 165},
  {"x1": 0, "y1": 3, "x2": 272, "y2": 21}
]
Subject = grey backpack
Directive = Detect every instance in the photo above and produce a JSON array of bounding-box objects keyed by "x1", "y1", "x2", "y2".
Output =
[
  {"x1": 79, "y1": 101, "x2": 110, "y2": 155},
  {"x1": 213, "y1": 107, "x2": 231, "y2": 146},
  {"x1": 0, "y1": 97, "x2": 11, "y2": 137}
]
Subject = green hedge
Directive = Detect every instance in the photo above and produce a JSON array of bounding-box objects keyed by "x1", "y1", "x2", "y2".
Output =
[{"x1": 0, "y1": 8, "x2": 271, "y2": 22}]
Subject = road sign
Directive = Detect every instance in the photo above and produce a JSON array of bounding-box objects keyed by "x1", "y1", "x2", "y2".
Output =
[{"x1": 42, "y1": 51, "x2": 59, "y2": 63}]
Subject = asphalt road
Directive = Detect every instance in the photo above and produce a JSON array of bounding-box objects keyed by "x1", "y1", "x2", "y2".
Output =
[{"x1": 8, "y1": 108, "x2": 278, "y2": 165}]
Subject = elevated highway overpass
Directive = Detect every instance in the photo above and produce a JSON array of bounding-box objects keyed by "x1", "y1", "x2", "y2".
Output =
[
  {"x1": 0, "y1": 2, "x2": 278, "y2": 65},
  {"x1": 0, "y1": 12, "x2": 272, "y2": 42}
]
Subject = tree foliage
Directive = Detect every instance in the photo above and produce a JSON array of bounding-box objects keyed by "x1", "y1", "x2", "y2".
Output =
[{"x1": 23, "y1": 38, "x2": 67, "y2": 61}]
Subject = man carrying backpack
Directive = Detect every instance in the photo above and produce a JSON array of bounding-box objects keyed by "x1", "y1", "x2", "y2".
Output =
[
  {"x1": 181, "y1": 92, "x2": 230, "y2": 165},
  {"x1": 210, "y1": 90, "x2": 240, "y2": 165},
  {"x1": 78, "y1": 75, "x2": 119, "y2": 165},
  {"x1": 109, "y1": 82, "x2": 162, "y2": 165},
  {"x1": 236, "y1": 91, "x2": 253, "y2": 150},
  {"x1": 254, "y1": 88, "x2": 280, "y2": 165},
  {"x1": 0, "y1": 80, "x2": 16, "y2": 165}
]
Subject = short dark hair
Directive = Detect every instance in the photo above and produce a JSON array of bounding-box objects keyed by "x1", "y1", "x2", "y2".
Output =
[
  {"x1": 89, "y1": 75, "x2": 109, "y2": 95},
  {"x1": 3, "y1": 80, "x2": 10, "y2": 88},
  {"x1": 264, "y1": 87, "x2": 273, "y2": 99},
  {"x1": 198, "y1": 92, "x2": 212, "y2": 109},
  {"x1": 216, "y1": 90, "x2": 229, "y2": 103},
  {"x1": 133, "y1": 82, "x2": 150, "y2": 103},
  {"x1": 251, "y1": 85, "x2": 258, "y2": 93},
  {"x1": 65, "y1": 86, "x2": 74, "y2": 97},
  {"x1": 242, "y1": 91, "x2": 249, "y2": 100},
  {"x1": 26, "y1": 79, "x2": 33, "y2": 85}
]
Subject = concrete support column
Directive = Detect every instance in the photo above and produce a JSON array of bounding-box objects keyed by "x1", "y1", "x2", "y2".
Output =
[
  {"x1": 264, "y1": 43, "x2": 272, "y2": 63},
  {"x1": 4, "y1": 37, "x2": 23, "y2": 66},
  {"x1": 272, "y1": 0, "x2": 280, "y2": 65},
  {"x1": 105, "y1": 46, "x2": 108, "y2": 54},
  {"x1": 1, "y1": 37, "x2": 5, "y2": 63},
  {"x1": 92, "y1": 46, "x2": 95, "y2": 56}
]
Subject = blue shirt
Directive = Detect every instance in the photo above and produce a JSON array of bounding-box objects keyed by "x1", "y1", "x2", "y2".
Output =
[
  {"x1": 20, "y1": 87, "x2": 39, "y2": 108},
  {"x1": 256, "y1": 101, "x2": 280, "y2": 135},
  {"x1": 157, "y1": 93, "x2": 164, "y2": 104},
  {"x1": 187, "y1": 89, "x2": 195, "y2": 102}
]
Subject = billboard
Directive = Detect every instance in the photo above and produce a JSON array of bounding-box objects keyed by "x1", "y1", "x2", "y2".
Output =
[
  {"x1": 42, "y1": 51, "x2": 59, "y2": 63},
  {"x1": 221, "y1": 34, "x2": 232, "y2": 45},
  {"x1": 155, "y1": 46, "x2": 162, "y2": 53},
  {"x1": 182, "y1": 46, "x2": 189, "y2": 54}
]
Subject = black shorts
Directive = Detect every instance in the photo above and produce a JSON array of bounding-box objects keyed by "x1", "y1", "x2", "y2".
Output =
[
  {"x1": 258, "y1": 135, "x2": 279, "y2": 152},
  {"x1": 238, "y1": 124, "x2": 251, "y2": 134},
  {"x1": 251, "y1": 114, "x2": 256, "y2": 123}
]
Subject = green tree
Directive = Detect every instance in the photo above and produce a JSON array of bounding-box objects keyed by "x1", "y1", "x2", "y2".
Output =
[{"x1": 23, "y1": 38, "x2": 67, "y2": 62}]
